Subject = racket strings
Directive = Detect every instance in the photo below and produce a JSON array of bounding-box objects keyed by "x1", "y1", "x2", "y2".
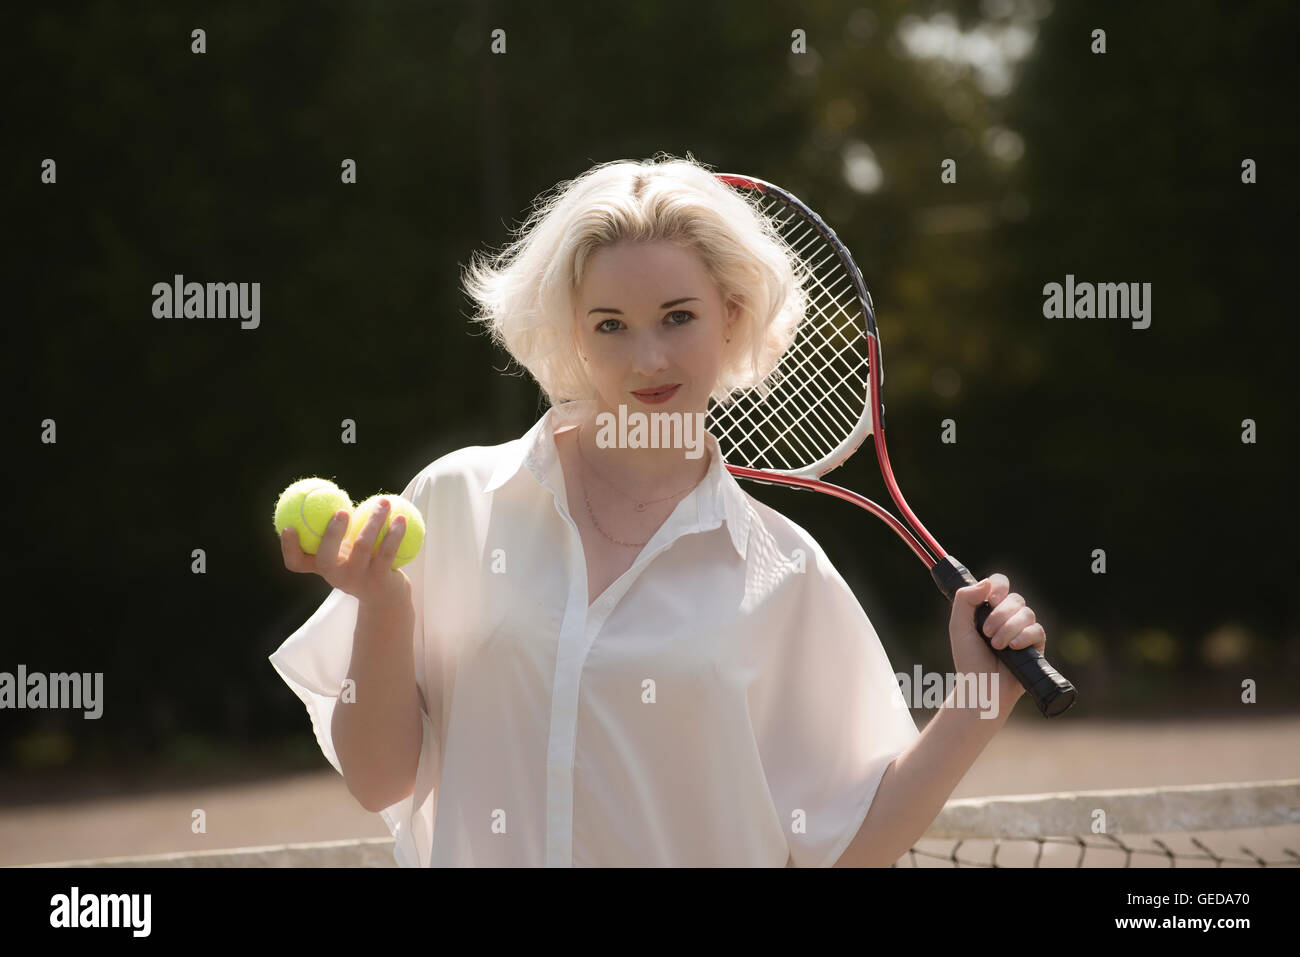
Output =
[
  {"x1": 712, "y1": 209, "x2": 866, "y2": 452},
  {"x1": 718, "y1": 312, "x2": 861, "y2": 457},
  {"x1": 714, "y1": 289, "x2": 866, "y2": 470},
  {"x1": 708, "y1": 188, "x2": 871, "y2": 475},
  {"x1": 735, "y1": 324, "x2": 863, "y2": 466},
  {"x1": 712, "y1": 325, "x2": 855, "y2": 469}
]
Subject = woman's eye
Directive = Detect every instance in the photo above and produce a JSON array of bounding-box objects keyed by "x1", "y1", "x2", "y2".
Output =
[
  {"x1": 595, "y1": 318, "x2": 623, "y2": 333},
  {"x1": 667, "y1": 310, "x2": 696, "y2": 325}
]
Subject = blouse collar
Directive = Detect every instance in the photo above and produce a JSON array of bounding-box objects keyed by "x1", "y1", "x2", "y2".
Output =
[{"x1": 484, "y1": 399, "x2": 752, "y2": 560}]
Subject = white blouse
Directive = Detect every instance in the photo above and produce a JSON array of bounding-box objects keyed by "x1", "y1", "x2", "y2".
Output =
[{"x1": 269, "y1": 398, "x2": 919, "y2": 867}]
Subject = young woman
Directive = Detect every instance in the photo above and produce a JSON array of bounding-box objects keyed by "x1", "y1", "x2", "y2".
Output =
[{"x1": 270, "y1": 154, "x2": 1047, "y2": 867}]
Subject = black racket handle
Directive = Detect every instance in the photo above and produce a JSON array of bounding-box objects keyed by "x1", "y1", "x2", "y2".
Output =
[{"x1": 930, "y1": 556, "x2": 1078, "y2": 718}]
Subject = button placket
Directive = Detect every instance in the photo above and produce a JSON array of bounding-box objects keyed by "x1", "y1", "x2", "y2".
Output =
[
  {"x1": 544, "y1": 492, "x2": 589, "y2": 867},
  {"x1": 538, "y1": 443, "x2": 727, "y2": 866}
]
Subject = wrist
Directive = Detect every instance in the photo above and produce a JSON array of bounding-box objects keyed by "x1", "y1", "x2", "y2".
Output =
[
  {"x1": 942, "y1": 673, "x2": 1014, "y2": 724},
  {"x1": 358, "y1": 589, "x2": 414, "y2": 629}
]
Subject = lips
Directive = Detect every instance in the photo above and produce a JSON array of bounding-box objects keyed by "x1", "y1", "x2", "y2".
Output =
[{"x1": 631, "y1": 384, "x2": 681, "y2": 404}]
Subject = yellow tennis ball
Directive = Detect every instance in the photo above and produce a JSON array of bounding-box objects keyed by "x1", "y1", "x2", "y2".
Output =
[
  {"x1": 346, "y1": 493, "x2": 426, "y2": 569},
  {"x1": 273, "y1": 478, "x2": 353, "y2": 555}
]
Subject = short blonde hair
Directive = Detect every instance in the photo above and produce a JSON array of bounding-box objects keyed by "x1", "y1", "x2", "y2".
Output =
[{"x1": 461, "y1": 152, "x2": 808, "y2": 407}]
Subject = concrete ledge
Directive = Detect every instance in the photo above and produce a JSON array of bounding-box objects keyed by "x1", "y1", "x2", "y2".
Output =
[
  {"x1": 18, "y1": 780, "x2": 1298, "y2": 867},
  {"x1": 20, "y1": 837, "x2": 398, "y2": 868}
]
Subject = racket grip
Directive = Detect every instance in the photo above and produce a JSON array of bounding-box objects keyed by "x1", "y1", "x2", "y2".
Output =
[{"x1": 930, "y1": 556, "x2": 1078, "y2": 718}]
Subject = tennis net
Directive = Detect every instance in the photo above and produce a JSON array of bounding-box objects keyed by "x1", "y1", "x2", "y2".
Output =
[{"x1": 897, "y1": 778, "x2": 1300, "y2": 867}]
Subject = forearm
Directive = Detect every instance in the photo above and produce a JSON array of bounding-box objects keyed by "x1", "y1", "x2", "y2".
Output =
[
  {"x1": 331, "y1": 595, "x2": 422, "y2": 812},
  {"x1": 835, "y1": 686, "x2": 1011, "y2": 867}
]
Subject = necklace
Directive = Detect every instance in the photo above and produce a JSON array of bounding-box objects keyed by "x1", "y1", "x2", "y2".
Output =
[
  {"x1": 575, "y1": 425, "x2": 704, "y2": 548},
  {"x1": 575, "y1": 425, "x2": 701, "y2": 511},
  {"x1": 581, "y1": 479, "x2": 649, "y2": 548}
]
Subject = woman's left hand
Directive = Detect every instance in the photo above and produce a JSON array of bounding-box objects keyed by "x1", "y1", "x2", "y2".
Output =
[{"x1": 948, "y1": 573, "x2": 1047, "y2": 717}]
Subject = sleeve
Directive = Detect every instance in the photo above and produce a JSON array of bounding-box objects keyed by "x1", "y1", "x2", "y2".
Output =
[
  {"x1": 267, "y1": 468, "x2": 442, "y2": 868},
  {"x1": 749, "y1": 544, "x2": 920, "y2": 868}
]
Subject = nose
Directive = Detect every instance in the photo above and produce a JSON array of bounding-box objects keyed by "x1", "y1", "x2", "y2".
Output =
[{"x1": 630, "y1": 332, "x2": 669, "y2": 377}]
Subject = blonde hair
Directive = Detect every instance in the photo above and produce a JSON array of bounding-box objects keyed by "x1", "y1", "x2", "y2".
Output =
[{"x1": 461, "y1": 151, "x2": 808, "y2": 407}]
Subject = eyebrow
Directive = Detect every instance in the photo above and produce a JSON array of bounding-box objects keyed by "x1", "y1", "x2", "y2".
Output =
[{"x1": 587, "y1": 297, "x2": 701, "y2": 316}]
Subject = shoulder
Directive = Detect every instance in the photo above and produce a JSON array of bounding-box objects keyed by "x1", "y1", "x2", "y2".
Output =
[
  {"x1": 737, "y1": 493, "x2": 880, "y2": 645},
  {"x1": 741, "y1": 490, "x2": 841, "y2": 582},
  {"x1": 402, "y1": 436, "x2": 526, "y2": 502}
]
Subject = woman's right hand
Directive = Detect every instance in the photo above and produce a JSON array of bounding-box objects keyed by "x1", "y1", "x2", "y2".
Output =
[{"x1": 280, "y1": 497, "x2": 413, "y2": 613}]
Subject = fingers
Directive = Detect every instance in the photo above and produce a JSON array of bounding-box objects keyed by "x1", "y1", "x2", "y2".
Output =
[
  {"x1": 353, "y1": 504, "x2": 407, "y2": 582},
  {"x1": 980, "y1": 591, "x2": 1023, "y2": 637},
  {"x1": 980, "y1": 587, "x2": 1025, "y2": 641},
  {"x1": 318, "y1": 509, "x2": 351, "y2": 559},
  {"x1": 312, "y1": 511, "x2": 354, "y2": 575},
  {"x1": 986, "y1": 602, "x2": 1034, "y2": 648},
  {"x1": 982, "y1": 587, "x2": 1047, "y2": 653},
  {"x1": 955, "y1": 572, "x2": 1010, "y2": 607},
  {"x1": 955, "y1": 577, "x2": 992, "y2": 607},
  {"x1": 376, "y1": 515, "x2": 406, "y2": 569},
  {"x1": 352, "y1": 499, "x2": 390, "y2": 565},
  {"x1": 344, "y1": 499, "x2": 403, "y2": 576},
  {"x1": 1012, "y1": 622, "x2": 1047, "y2": 653},
  {"x1": 280, "y1": 526, "x2": 313, "y2": 573},
  {"x1": 282, "y1": 499, "x2": 406, "y2": 598},
  {"x1": 984, "y1": 573, "x2": 1011, "y2": 609},
  {"x1": 952, "y1": 572, "x2": 1049, "y2": 657}
]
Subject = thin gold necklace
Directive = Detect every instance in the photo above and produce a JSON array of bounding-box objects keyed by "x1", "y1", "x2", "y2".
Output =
[
  {"x1": 575, "y1": 425, "x2": 701, "y2": 511},
  {"x1": 575, "y1": 425, "x2": 703, "y2": 547}
]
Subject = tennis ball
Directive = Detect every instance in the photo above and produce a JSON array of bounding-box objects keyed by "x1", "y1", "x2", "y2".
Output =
[
  {"x1": 345, "y1": 493, "x2": 426, "y2": 569},
  {"x1": 273, "y1": 478, "x2": 353, "y2": 555}
]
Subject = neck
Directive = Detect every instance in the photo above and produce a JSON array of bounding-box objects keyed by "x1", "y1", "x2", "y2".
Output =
[{"x1": 573, "y1": 403, "x2": 712, "y2": 496}]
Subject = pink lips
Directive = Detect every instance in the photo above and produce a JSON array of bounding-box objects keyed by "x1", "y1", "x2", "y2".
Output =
[{"x1": 630, "y1": 384, "x2": 681, "y2": 405}]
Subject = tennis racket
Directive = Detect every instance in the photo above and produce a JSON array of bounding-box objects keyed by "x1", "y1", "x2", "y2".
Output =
[{"x1": 710, "y1": 172, "x2": 1077, "y2": 718}]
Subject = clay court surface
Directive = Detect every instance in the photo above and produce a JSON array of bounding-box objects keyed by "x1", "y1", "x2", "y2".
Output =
[{"x1": 3, "y1": 716, "x2": 1297, "y2": 867}]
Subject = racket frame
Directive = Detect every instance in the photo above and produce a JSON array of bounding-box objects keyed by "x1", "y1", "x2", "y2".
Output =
[{"x1": 711, "y1": 172, "x2": 1078, "y2": 718}]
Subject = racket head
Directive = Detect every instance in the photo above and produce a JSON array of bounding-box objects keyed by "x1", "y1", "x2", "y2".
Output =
[{"x1": 707, "y1": 173, "x2": 882, "y2": 479}]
